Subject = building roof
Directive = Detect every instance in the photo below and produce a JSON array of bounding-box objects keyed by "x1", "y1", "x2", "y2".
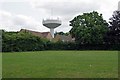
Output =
[
  {"x1": 41, "y1": 32, "x2": 51, "y2": 38},
  {"x1": 20, "y1": 29, "x2": 52, "y2": 39},
  {"x1": 54, "y1": 34, "x2": 75, "y2": 42},
  {"x1": 20, "y1": 29, "x2": 75, "y2": 42}
]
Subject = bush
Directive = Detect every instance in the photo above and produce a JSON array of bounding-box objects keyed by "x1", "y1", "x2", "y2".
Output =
[
  {"x1": 2, "y1": 31, "x2": 45, "y2": 52},
  {"x1": 2, "y1": 30, "x2": 120, "y2": 52}
]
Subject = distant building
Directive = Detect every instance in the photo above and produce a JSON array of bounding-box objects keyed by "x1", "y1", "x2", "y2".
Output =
[
  {"x1": 54, "y1": 34, "x2": 75, "y2": 42},
  {"x1": 20, "y1": 29, "x2": 75, "y2": 42},
  {"x1": 20, "y1": 29, "x2": 53, "y2": 40}
]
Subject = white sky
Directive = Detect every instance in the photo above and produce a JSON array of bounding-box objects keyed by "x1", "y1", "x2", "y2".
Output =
[{"x1": 0, "y1": 0, "x2": 120, "y2": 32}]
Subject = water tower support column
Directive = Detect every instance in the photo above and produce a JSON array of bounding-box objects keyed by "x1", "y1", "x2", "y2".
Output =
[
  {"x1": 50, "y1": 28, "x2": 54, "y2": 38},
  {"x1": 42, "y1": 19, "x2": 61, "y2": 38}
]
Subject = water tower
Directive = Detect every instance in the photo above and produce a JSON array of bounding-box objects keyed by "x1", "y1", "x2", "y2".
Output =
[{"x1": 42, "y1": 18, "x2": 62, "y2": 38}]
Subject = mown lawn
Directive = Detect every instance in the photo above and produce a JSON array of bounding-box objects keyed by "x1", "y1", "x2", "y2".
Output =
[
  {"x1": 0, "y1": 53, "x2": 2, "y2": 79},
  {"x1": 2, "y1": 51, "x2": 118, "y2": 78}
]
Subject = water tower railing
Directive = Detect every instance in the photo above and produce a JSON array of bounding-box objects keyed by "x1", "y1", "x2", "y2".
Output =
[{"x1": 42, "y1": 19, "x2": 62, "y2": 24}]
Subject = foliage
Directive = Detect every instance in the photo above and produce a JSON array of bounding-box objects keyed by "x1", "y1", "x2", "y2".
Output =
[
  {"x1": 2, "y1": 30, "x2": 119, "y2": 52},
  {"x1": 55, "y1": 32, "x2": 70, "y2": 36},
  {"x1": 104, "y1": 11, "x2": 120, "y2": 44},
  {"x1": 2, "y1": 31, "x2": 45, "y2": 52},
  {"x1": 70, "y1": 11, "x2": 108, "y2": 44}
]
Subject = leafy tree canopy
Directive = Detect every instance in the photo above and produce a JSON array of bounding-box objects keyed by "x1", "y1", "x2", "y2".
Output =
[
  {"x1": 70, "y1": 11, "x2": 108, "y2": 44},
  {"x1": 107, "y1": 11, "x2": 120, "y2": 44},
  {"x1": 55, "y1": 32, "x2": 70, "y2": 36}
]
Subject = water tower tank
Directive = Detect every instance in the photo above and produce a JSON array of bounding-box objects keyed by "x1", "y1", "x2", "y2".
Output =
[{"x1": 42, "y1": 18, "x2": 62, "y2": 38}]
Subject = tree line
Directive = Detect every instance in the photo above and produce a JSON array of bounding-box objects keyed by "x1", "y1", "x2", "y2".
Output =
[
  {"x1": 1, "y1": 11, "x2": 120, "y2": 52},
  {"x1": 70, "y1": 11, "x2": 120, "y2": 45}
]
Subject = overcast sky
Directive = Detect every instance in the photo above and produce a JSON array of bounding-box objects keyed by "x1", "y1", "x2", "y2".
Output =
[{"x1": 0, "y1": 0, "x2": 120, "y2": 32}]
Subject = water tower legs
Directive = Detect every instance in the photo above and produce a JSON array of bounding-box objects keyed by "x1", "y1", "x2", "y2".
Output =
[{"x1": 50, "y1": 28, "x2": 54, "y2": 38}]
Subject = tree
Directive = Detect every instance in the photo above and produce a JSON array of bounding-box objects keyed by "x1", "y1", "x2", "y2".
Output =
[
  {"x1": 55, "y1": 32, "x2": 70, "y2": 36},
  {"x1": 70, "y1": 11, "x2": 108, "y2": 44},
  {"x1": 2, "y1": 31, "x2": 45, "y2": 52},
  {"x1": 106, "y1": 11, "x2": 120, "y2": 44},
  {"x1": 55, "y1": 32, "x2": 64, "y2": 35}
]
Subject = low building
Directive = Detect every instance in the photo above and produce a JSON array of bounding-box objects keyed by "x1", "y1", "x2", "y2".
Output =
[
  {"x1": 20, "y1": 29, "x2": 53, "y2": 40},
  {"x1": 54, "y1": 34, "x2": 75, "y2": 42},
  {"x1": 20, "y1": 29, "x2": 75, "y2": 42}
]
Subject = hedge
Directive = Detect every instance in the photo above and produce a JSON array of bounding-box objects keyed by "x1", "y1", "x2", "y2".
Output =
[{"x1": 2, "y1": 31, "x2": 120, "y2": 52}]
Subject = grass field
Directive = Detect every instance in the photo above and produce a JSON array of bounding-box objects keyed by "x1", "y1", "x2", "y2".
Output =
[
  {"x1": 0, "y1": 53, "x2": 2, "y2": 79},
  {"x1": 2, "y1": 51, "x2": 118, "y2": 78}
]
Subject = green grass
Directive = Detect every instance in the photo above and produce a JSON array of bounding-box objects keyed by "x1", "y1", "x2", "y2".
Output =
[
  {"x1": 2, "y1": 51, "x2": 118, "y2": 78},
  {"x1": 0, "y1": 53, "x2": 2, "y2": 79}
]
